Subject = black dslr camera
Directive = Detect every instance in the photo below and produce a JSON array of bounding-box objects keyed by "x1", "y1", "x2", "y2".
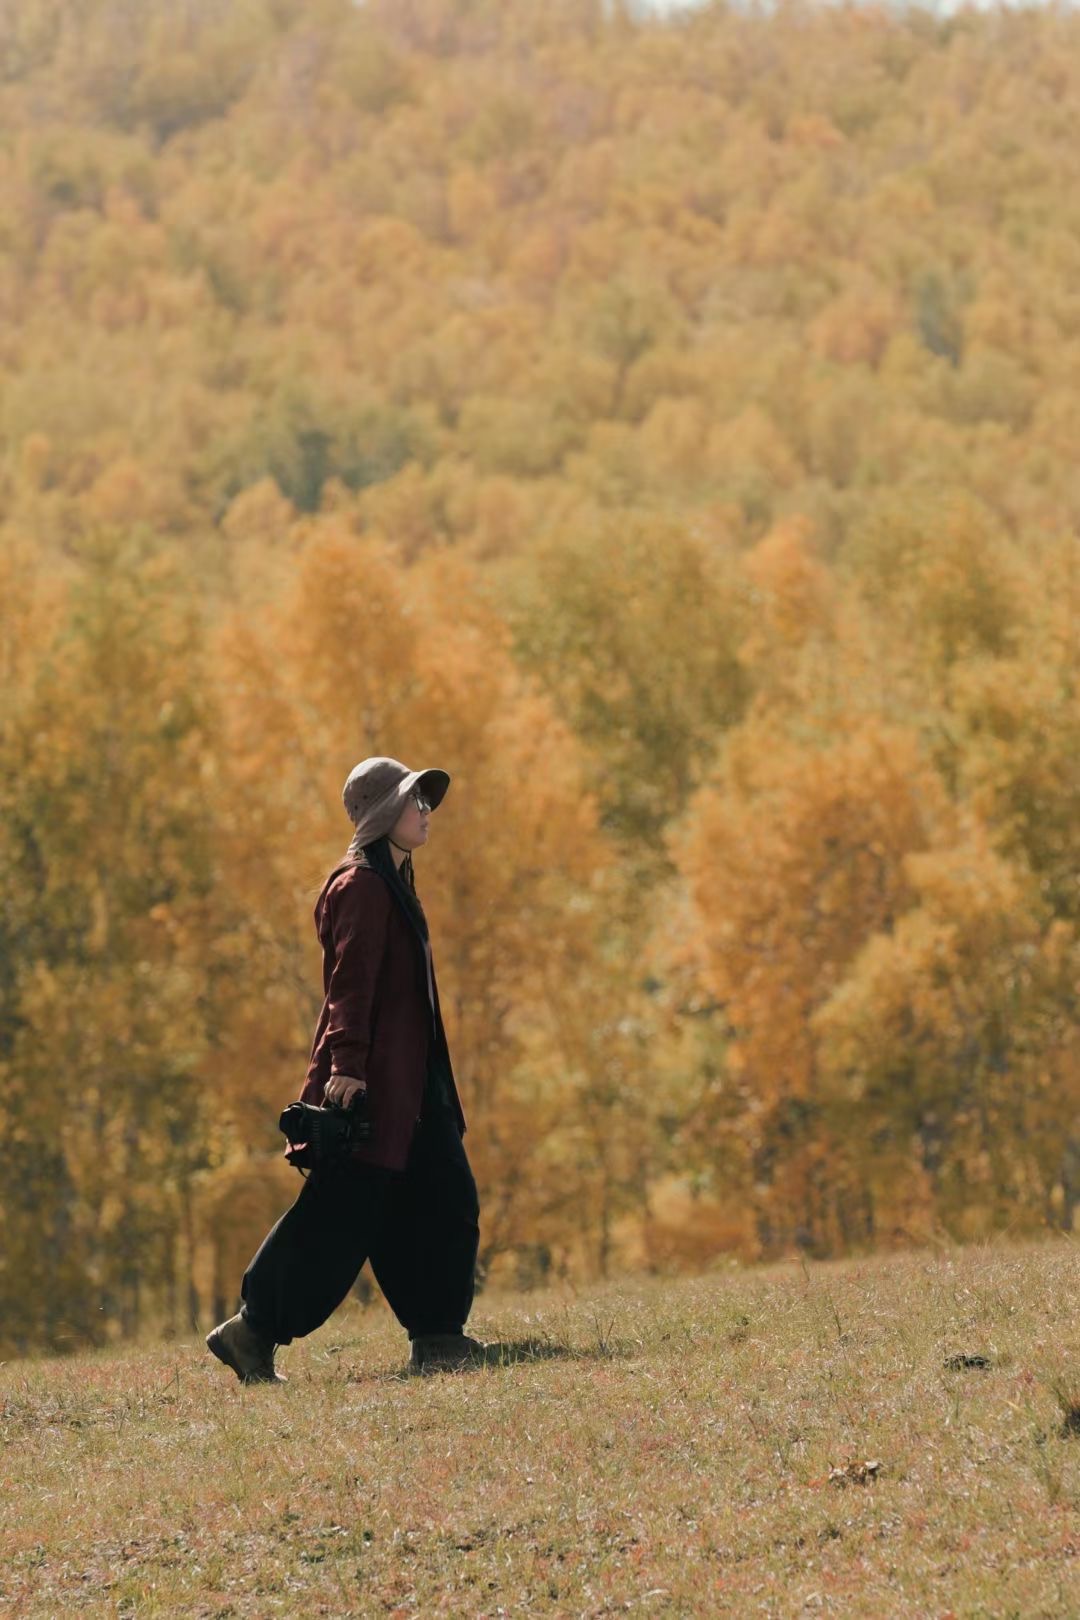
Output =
[{"x1": 278, "y1": 1098, "x2": 372, "y2": 1175}]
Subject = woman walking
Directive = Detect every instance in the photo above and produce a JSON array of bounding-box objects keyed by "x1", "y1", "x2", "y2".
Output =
[{"x1": 207, "y1": 756, "x2": 486, "y2": 1383}]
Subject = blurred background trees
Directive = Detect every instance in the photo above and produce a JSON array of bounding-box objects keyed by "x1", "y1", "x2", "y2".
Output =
[{"x1": 1, "y1": 0, "x2": 1077, "y2": 1352}]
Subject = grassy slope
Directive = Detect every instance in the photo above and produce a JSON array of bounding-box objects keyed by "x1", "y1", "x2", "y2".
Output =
[{"x1": 3, "y1": 1241, "x2": 1079, "y2": 1618}]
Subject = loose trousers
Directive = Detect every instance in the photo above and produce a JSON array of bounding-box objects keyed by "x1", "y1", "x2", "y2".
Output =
[{"x1": 239, "y1": 1072, "x2": 480, "y2": 1346}]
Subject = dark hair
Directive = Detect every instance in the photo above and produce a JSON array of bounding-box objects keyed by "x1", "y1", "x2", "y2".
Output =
[{"x1": 351, "y1": 833, "x2": 429, "y2": 943}]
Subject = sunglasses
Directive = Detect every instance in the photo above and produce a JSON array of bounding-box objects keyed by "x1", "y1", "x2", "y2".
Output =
[{"x1": 411, "y1": 790, "x2": 432, "y2": 814}]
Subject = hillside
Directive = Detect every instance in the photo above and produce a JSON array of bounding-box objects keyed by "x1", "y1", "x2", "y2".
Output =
[
  {"x1": 4, "y1": 0, "x2": 1080, "y2": 559},
  {"x1": 1, "y1": 0, "x2": 1078, "y2": 1353}
]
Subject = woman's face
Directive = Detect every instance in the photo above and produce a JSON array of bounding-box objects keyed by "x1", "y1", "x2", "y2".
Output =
[{"x1": 389, "y1": 787, "x2": 431, "y2": 851}]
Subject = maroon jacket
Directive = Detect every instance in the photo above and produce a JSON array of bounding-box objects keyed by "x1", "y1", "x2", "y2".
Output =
[{"x1": 297, "y1": 859, "x2": 467, "y2": 1171}]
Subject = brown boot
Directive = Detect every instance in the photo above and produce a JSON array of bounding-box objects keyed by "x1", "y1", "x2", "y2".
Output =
[
  {"x1": 408, "y1": 1332, "x2": 492, "y2": 1374},
  {"x1": 206, "y1": 1312, "x2": 286, "y2": 1385}
]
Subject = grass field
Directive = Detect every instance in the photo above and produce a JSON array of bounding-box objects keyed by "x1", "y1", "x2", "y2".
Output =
[{"x1": 3, "y1": 1239, "x2": 1079, "y2": 1617}]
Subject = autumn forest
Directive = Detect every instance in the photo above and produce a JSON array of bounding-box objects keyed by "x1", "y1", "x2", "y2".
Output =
[{"x1": 1, "y1": 0, "x2": 1077, "y2": 1355}]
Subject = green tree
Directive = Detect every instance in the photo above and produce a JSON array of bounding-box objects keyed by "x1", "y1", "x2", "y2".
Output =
[{"x1": 508, "y1": 512, "x2": 750, "y2": 868}]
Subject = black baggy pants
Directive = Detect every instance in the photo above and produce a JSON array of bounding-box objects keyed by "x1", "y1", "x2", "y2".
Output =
[{"x1": 239, "y1": 1066, "x2": 480, "y2": 1346}]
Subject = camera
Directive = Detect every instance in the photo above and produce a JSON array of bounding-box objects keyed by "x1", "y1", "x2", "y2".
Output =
[{"x1": 278, "y1": 1098, "x2": 372, "y2": 1174}]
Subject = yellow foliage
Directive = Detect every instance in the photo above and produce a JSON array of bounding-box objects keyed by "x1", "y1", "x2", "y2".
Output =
[
  {"x1": 677, "y1": 716, "x2": 950, "y2": 1096},
  {"x1": 740, "y1": 516, "x2": 833, "y2": 656},
  {"x1": 3, "y1": 0, "x2": 1080, "y2": 1340},
  {"x1": 447, "y1": 166, "x2": 497, "y2": 241}
]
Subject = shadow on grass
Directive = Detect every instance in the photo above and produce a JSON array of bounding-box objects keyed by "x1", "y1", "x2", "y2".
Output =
[
  {"x1": 1061, "y1": 1406, "x2": 1080, "y2": 1439},
  {"x1": 478, "y1": 1336, "x2": 638, "y2": 1367},
  {"x1": 354, "y1": 1335, "x2": 639, "y2": 1383}
]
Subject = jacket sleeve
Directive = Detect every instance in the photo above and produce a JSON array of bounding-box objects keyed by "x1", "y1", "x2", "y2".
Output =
[{"x1": 324, "y1": 873, "x2": 393, "y2": 1083}]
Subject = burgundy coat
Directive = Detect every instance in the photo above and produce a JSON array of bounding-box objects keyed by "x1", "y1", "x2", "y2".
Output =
[{"x1": 296, "y1": 859, "x2": 467, "y2": 1171}]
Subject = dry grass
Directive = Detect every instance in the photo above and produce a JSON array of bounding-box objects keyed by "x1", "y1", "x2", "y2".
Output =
[{"x1": 3, "y1": 1239, "x2": 1079, "y2": 1617}]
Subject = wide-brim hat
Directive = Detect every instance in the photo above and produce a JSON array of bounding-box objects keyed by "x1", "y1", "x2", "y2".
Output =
[{"x1": 342, "y1": 755, "x2": 451, "y2": 846}]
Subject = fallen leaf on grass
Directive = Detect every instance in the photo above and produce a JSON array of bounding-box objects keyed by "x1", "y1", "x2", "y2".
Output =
[{"x1": 828, "y1": 1459, "x2": 883, "y2": 1487}]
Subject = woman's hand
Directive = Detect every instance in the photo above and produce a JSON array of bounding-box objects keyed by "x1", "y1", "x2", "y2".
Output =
[{"x1": 325, "y1": 1075, "x2": 367, "y2": 1108}]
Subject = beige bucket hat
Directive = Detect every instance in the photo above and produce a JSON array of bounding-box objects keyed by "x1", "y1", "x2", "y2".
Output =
[{"x1": 342, "y1": 755, "x2": 451, "y2": 846}]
